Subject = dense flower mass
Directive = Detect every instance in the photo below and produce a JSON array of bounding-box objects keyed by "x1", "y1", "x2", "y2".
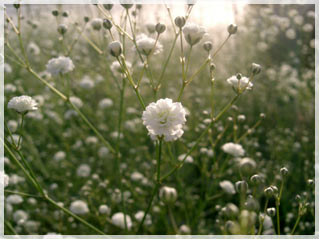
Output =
[
  {"x1": 221, "y1": 142, "x2": 245, "y2": 157},
  {"x1": 69, "y1": 200, "x2": 89, "y2": 215},
  {"x1": 142, "y1": 98, "x2": 186, "y2": 141},
  {"x1": 46, "y1": 56, "x2": 74, "y2": 76},
  {"x1": 135, "y1": 34, "x2": 163, "y2": 55},
  {"x1": 182, "y1": 23, "x2": 206, "y2": 45},
  {"x1": 111, "y1": 212, "x2": 132, "y2": 229},
  {"x1": 226, "y1": 75, "x2": 253, "y2": 92},
  {"x1": 8, "y1": 95, "x2": 38, "y2": 113}
]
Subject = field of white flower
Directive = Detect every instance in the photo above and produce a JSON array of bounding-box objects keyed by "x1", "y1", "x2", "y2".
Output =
[{"x1": 3, "y1": 3, "x2": 315, "y2": 235}]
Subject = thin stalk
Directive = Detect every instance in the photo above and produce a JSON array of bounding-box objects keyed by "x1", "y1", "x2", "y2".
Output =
[
  {"x1": 185, "y1": 45, "x2": 193, "y2": 77},
  {"x1": 137, "y1": 138, "x2": 163, "y2": 233},
  {"x1": 180, "y1": 28, "x2": 186, "y2": 82},
  {"x1": 16, "y1": 8, "x2": 30, "y2": 67},
  {"x1": 291, "y1": 212, "x2": 301, "y2": 235},
  {"x1": 236, "y1": 118, "x2": 263, "y2": 143},
  {"x1": 211, "y1": 34, "x2": 231, "y2": 59},
  {"x1": 5, "y1": 190, "x2": 43, "y2": 198},
  {"x1": 168, "y1": 205, "x2": 179, "y2": 233},
  {"x1": 5, "y1": 220, "x2": 18, "y2": 235},
  {"x1": 258, "y1": 198, "x2": 269, "y2": 235},
  {"x1": 186, "y1": 58, "x2": 210, "y2": 85},
  {"x1": 82, "y1": 34, "x2": 103, "y2": 54},
  {"x1": 17, "y1": 113, "x2": 25, "y2": 148},
  {"x1": 177, "y1": 82, "x2": 186, "y2": 101},
  {"x1": 276, "y1": 178, "x2": 285, "y2": 235},
  {"x1": 67, "y1": 24, "x2": 87, "y2": 56}
]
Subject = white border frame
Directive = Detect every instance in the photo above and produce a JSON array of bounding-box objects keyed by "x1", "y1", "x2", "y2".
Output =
[{"x1": 0, "y1": 0, "x2": 318, "y2": 238}]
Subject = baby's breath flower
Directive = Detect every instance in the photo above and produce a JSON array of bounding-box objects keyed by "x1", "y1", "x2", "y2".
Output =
[
  {"x1": 91, "y1": 18, "x2": 103, "y2": 30},
  {"x1": 108, "y1": 41, "x2": 122, "y2": 57},
  {"x1": 219, "y1": 180, "x2": 236, "y2": 195},
  {"x1": 221, "y1": 142, "x2": 245, "y2": 157},
  {"x1": 226, "y1": 74, "x2": 253, "y2": 92},
  {"x1": 183, "y1": 23, "x2": 206, "y2": 46},
  {"x1": 8, "y1": 95, "x2": 38, "y2": 113},
  {"x1": 142, "y1": 98, "x2": 187, "y2": 141},
  {"x1": 135, "y1": 34, "x2": 163, "y2": 55},
  {"x1": 160, "y1": 186, "x2": 177, "y2": 204},
  {"x1": 111, "y1": 212, "x2": 132, "y2": 229},
  {"x1": 76, "y1": 164, "x2": 91, "y2": 178},
  {"x1": 70, "y1": 200, "x2": 89, "y2": 215},
  {"x1": 46, "y1": 56, "x2": 74, "y2": 76}
]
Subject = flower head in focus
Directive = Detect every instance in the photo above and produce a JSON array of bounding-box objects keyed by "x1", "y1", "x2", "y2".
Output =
[
  {"x1": 8, "y1": 95, "x2": 38, "y2": 113},
  {"x1": 69, "y1": 200, "x2": 89, "y2": 215},
  {"x1": 182, "y1": 23, "x2": 206, "y2": 46},
  {"x1": 142, "y1": 98, "x2": 186, "y2": 141},
  {"x1": 46, "y1": 56, "x2": 74, "y2": 76},
  {"x1": 226, "y1": 74, "x2": 253, "y2": 93},
  {"x1": 135, "y1": 34, "x2": 163, "y2": 56}
]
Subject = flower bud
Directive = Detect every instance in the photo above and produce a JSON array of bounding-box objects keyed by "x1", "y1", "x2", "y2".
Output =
[
  {"x1": 155, "y1": 23, "x2": 166, "y2": 34},
  {"x1": 236, "y1": 73, "x2": 242, "y2": 80},
  {"x1": 13, "y1": 4, "x2": 20, "y2": 9},
  {"x1": 108, "y1": 41, "x2": 122, "y2": 57},
  {"x1": 235, "y1": 181, "x2": 248, "y2": 193},
  {"x1": 225, "y1": 220, "x2": 241, "y2": 235},
  {"x1": 266, "y1": 207, "x2": 276, "y2": 217},
  {"x1": 227, "y1": 24, "x2": 238, "y2": 35},
  {"x1": 210, "y1": 63, "x2": 216, "y2": 72},
  {"x1": 251, "y1": 63, "x2": 262, "y2": 75},
  {"x1": 240, "y1": 158, "x2": 256, "y2": 176},
  {"x1": 250, "y1": 174, "x2": 262, "y2": 185},
  {"x1": 223, "y1": 203, "x2": 239, "y2": 218},
  {"x1": 175, "y1": 16, "x2": 186, "y2": 28},
  {"x1": 136, "y1": 4, "x2": 142, "y2": 10},
  {"x1": 160, "y1": 186, "x2": 177, "y2": 204},
  {"x1": 103, "y1": 19, "x2": 112, "y2": 30},
  {"x1": 259, "y1": 113, "x2": 266, "y2": 119},
  {"x1": 307, "y1": 179, "x2": 314, "y2": 186},
  {"x1": 121, "y1": 4, "x2": 133, "y2": 9},
  {"x1": 203, "y1": 41, "x2": 213, "y2": 52},
  {"x1": 84, "y1": 16, "x2": 90, "y2": 23},
  {"x1": 103, "y1": 4, "x2": 113, "y2": 10},
  {"x1": 62, "y1": 11, "x2": 69, "y2": 17},
  {"x1": 271, "y1": 185, "x2": 278, "y2": 195},
  {"x1": 57, "y1": 24, "x2": 68, "y2": 35},
  {"x1": 52, "y1": 10, "x2": 59, "y2": 17},
  {"x1": 295, "y1": 194, "x2": 301, "y2": 202},
  {"x1": 264, "y1": 187, "x2": 274, "y2": 198},
  {"x1": 280, "y1": 167, "x2": 288, "y2": 176},
  {"x1": 245, "y1": 195, "x2": 260, "y2": 211}
]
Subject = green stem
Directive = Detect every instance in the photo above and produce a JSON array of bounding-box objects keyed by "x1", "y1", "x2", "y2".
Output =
[
  {"x1": 258, "y1": 198, "x2": 269, "y2": 235},
  {"x1": 17, "y1": 113, "x2": 25, "y2": 148},
  {"x1": 137, "y1": 138, "x2": 163, "y2": 233},
  {"x1": 177, "y1": 82, "x2": 186, "y2": 101},
  {"x1": 185, "y1": 45, "x2": 193, "y2": 77},
  {"x1": 236, "y1": 119, "x2": 263, "y2": 143},
  {"x1": 291, "y1": 213, "x2": 301, "y2": 235},
  {"x1": 212, "y1": 34, "x2": 231, "y2": 59},
  {"x1": 168, "y1": 205, "x2": 179, "y2": 234},
  {"x1": 5, "y1": 190, "x2": 43, "y2": 198}
]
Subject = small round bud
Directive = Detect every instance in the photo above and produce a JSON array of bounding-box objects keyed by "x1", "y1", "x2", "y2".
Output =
[
  {"x1": 266, "y1": 207, "x2": 276, "y2": 217},
  {"x1": 91, "y1": 18, "x2": 103, "y2": 31},
  {"x1": 84, "y1": 16, "x2": 90, "y2": 23},
  {"x1": 103, "y1": 4, "x2": 113, "y2": 10},
  {"x1": 136, "y1": 4, "x2": 142, "y2": 10},
  {"x1": 271, "y1": 185, "x2": 278, "y2": 195},
  {"x1": 264, "y1": 187, "x2": 274, "y2": 198},
  {"x1": 52, "y1": 10, "x2": 59, "y2": 17},
  {"x1": 13, "y1": 4, "x2": 20, "y2": 9},
  {"x1": 62, "y1": 11, "x2": 69, "y2": 17},
  {"x1": 57, "y1": 24, "x2": 68, "y2": 35},
  {"x1": 307, "y1": 179, "x2": 314, "y2": 186},
  {"x1": 210, "y1": 63, "x2": 216, "y2": 72},
  {"x1": 295, "y1": 194, "x2": 301, "y2": 202},
  {"x1": 121, "y1": 4, "x2": 133, "y2": 9},
  {"x1": 108, "y1": 41, "x2": 122, "y2": 57},
  {"x1": 259, "y1": 113, "x2": 266, "y2": 119},
  {"x1": 240, "y1": 158, "x2": 256, "y2": 176},
  {"x1": 155, "y1": 23, "x2": 166, "y2": 34},
  {"x1": 224, "y1": 203, "x2": 239, "y2": 218},
  {"x1": 251, "y1": 63, "x2": 262, "y2": 75},
  {"x1": 245, "y1": 195, "x2": 260, "y2": 211},
  {"x1": 103, "y1": 19, "x2": 112, "y2": 30},
  {"x1": 203, "y1": 41, "x2": 213, "y2": 52},
  {"x1": 236, "y1": 73, "x2": 242, "y2": 80},
  {"x1": 227, "y1": 24, "x2": 238, "y2": 35},
  {"x1": 160, "y1": 186, "x2": 177, "y2": 204},
  {"x1": 280, "y1": 167, "x2": 288, "y2": 176},
  {"x1": 175, "y1": 16, "x2": 186, "y2": 28},
  {"x1": 250, "y1": 174, "x2": 262, "y2": 185},
  {"x1": 235, "y1": 181, "x2": 248, "y2": 193}
]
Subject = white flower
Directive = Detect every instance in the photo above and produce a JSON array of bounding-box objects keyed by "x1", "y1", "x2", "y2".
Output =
[
  {"x1": 135, "y1": 34, "x2": 163, "y2": 55},
  {"x1": 142, "y1": 98, "x2": 186, "y2": 141},
  {"x1": 1, "y1": 172, "x2": 9, "y2": 188},
  {"x1": 111, "y1": 212, "x2": 132, "y2": 229},
  {"x1": 69, "y1": 96, "x2": 83, "y2": 108},
  {"x1": 53, "y1": 151, "x2": 66, "y2": 161},
  {"x1": 91, "y1": 18, "x2": 103, "y2": 30},
  {"x1": 6, "y1": 195, "x2": 24, "y2": 204},
  {"x1": 8, "y1": 95, "x2": 38, "y2": 113},
  {"x1": 99, "y1": 205, "x2": 111, "y2": 215},
  {"x1": 221, "y1": 142, "x2": 245, "y2": 157},
  {"x1": 182, "y1": 23, "x2": 206, "y2": 45},
  {"x1": 159, "y1": 186, "x2": 177, "y2": 204},
  {"x1": 108, "y1": 41, "x2": 122, "y2": 57},
  {"x1": 98, "y1": 98, "x2": 114, "y2": 109},
  {"x1": 110, "y1": 61, "x2": 132, "y2": 77},
  {"x1": 46, "y1": 56, "x2": 74, "y2": 76},
  {"x1": 285, "y1": 28, "x2": 296, "y2": 40},
  {"x1": 98, "y1": 146, "x2": 109, "y2": 158},
  {"x1": 13, "y1": 210, "x2": 28, "y2": 224},
  {"x1": 70, "y1": 200, "x2": 89, "y2": 215},
  {"x1": 226, "y1": 75, "x2": 253, "y2": 92},
  {"x1": 180, "y1": 224, "x2": 191, "y2": 234},
  {"x1": 79, "y1": 76, "x2": 95, "y2": 89},
  {"x1": 27, "y1": 42, "x2": 40, "y2": 55},
  {"x1": 76, "y1": 164, "x2": 91, "y2": 178},
  {"x1": 135, "y1": 211, "x2": 152, "y2": 226},
  {"x1": 178, "y1": 154, "x2": 194, "y2": 163},
  {"x1": 219, "y1": 180, "x2": 236, "y2": 195},
  {"x1": 130, "y1": 171, "x2": 144, "y2": 182}
]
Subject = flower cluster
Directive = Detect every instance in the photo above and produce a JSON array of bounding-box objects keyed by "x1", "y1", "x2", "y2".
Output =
[
  {"x1": 8, "y1": 95, "x2": 38, "y2": 113},
  {"x1": 46, "y1": 56, "x2": 74, "y2": 76}
]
